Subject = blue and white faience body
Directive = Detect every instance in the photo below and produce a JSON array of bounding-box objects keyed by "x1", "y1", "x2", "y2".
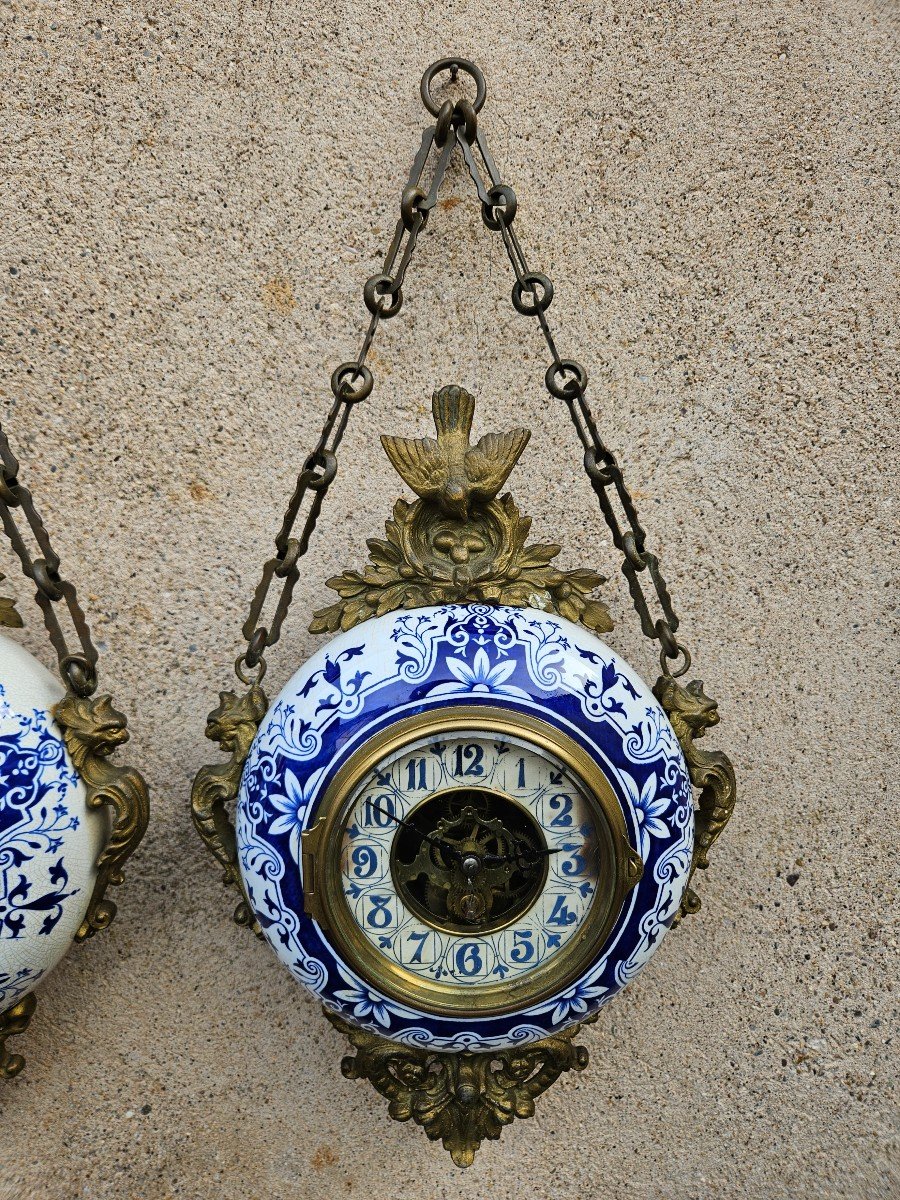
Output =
[
  {"x1": 0, "y1": 634, "x2": 105, "y2": 1010},
  {"x1": 237, "y1": 604, "x2": 693, "y2": 1051}
]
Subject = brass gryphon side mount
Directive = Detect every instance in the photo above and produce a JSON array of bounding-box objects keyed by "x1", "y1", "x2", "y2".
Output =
[{"x1": 192, "y1": 58, "x2": 736, "y2": 1168}]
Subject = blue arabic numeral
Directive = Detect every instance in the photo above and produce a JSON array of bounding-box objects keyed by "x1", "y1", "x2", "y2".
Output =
[
  {"x1": 454, "y1": 942, "x2": 483, "y2": 976},
  {"x1": 509, "y1": 929, "x2": 535, "y2": 963},
  {"x1": 351, "y1": 846, "x2": 378, "y2": 879},
  {"x1": 405, "y1": 758, "x2": 427, "y2": 790},
  {"x1": 363, "y1": 795, "x2": 396, "y2": 827},
  {"x1": 546, "y1": 895, "x2": 577, "y2": 926},
  {"x1": 407, "y1": 931, "x2": 429, "y2": 964},
  {"x1": 366, "y1": 895, "x2": 393, "y2": 928},
  {"x1": 548, "y1": 794, "x2": 573, "y2": 827},
  {"x1": 453, "y1": 744, "x2": 484, "y2": 777}
]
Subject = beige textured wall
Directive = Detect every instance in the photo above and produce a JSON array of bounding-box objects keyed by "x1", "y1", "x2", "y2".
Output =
[{"x1": 1, "y1": 2, "x2": 897, "y2": 1197}]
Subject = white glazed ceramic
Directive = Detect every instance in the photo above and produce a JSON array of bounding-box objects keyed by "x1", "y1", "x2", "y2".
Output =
[
  {"x1": 238, "y1": 604, "x2": 693, "y2": 1051},
  {"x1": 0, "y1": 633, "x2": 105, "y2": 1010}
]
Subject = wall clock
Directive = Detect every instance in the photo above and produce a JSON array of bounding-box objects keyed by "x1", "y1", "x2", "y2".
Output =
[
  {"x1": 0, "y1": 423, "x2": 149, "y2": 1078},
  {"x1": 193, "y1": 58, "x2": 736, "y2": 1166}
]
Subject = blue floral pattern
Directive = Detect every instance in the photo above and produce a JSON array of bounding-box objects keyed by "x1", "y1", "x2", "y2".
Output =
[
  {"x1": 237, "y1": 605, "x2": 693, "y2": 1051},
  {"x1": 0, "y1": 652, "x2": 105, "y2": 1017}
]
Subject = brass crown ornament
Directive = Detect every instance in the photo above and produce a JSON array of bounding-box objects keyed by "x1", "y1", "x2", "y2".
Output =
[
  {"x1": 192, "y1": 58, "x2": 736, "y2": 1168},
  {"x1": 311, "y1": 386, "x2": 612, "y2": 636}
]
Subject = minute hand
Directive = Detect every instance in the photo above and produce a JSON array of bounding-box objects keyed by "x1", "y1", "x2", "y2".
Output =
[
  {"x1": 483, "y1": 845, "x2": 567, "y2": 866},
  {"x1": 370, "y1": 801, "x2": 461, "y2": 861}
]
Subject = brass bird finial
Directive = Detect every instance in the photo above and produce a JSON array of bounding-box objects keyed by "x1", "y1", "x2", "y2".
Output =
[{"x1": 381, "y1": 385, "x2": 530, "y2": 519}]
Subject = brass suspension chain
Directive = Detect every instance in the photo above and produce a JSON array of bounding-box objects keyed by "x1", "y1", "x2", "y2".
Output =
[
  {"x1": 446, "y1": 70, "x2": 690, "y2": 680},
  {"x1": 236, "y1": 58, "x2": 690, "y2": 683},
  {"x1": 234, "y1": 110, "x2": 464, "y2": 686},
  {"x1": 0, "y1": 425, "x2": 99, "y2": 696}
]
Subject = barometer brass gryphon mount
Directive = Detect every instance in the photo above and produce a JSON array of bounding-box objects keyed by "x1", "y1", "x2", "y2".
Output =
[
  {"x1": 192, "y1": 59, "x2": 736, "y2": 1167},
  {"x1": 0, "y1": 425, "x2": 150, "y2": 1079}
]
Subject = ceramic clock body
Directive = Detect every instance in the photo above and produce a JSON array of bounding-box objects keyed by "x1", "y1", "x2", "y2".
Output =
[{"x1": 237, "y1": 604, "x2": 693, "y2": 1051}]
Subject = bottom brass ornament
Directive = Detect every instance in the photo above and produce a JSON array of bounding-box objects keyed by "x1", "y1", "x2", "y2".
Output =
[
  {"x1": 326, "y1": 1009, "x2": 594, "y2": 1167},
  {"x1": 0, "y1": 993, "x2": 37, "y2": 1079}
]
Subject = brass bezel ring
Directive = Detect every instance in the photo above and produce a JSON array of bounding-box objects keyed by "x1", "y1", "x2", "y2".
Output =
[{"x1": 308, "y1": 705, "x2": 643, "y2": 1018}]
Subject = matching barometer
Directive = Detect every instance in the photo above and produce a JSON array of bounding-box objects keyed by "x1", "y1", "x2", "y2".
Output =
[{"x1": 192, "y1": 59, "x2": 737, "y2": 1166}]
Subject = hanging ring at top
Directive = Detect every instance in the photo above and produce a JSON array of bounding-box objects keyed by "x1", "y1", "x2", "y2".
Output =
[
  {"x1": 659, "y1": 641, "x2": 692, "y2": 679},
  {"x1": 420, "y1": 58, "x2": 486, "y2": 118}
]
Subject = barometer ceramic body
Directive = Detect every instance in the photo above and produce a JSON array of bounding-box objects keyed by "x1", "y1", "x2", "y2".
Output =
[
  {"x1": 0, "y1": 634, "x2": 106, "y2": 1012},
  {"x1": 237, "y1": 604, "x2": 692, "y2": 1050},
  {"x1": 0, "y1": 422, "x2": 150, "y2": 1079}
]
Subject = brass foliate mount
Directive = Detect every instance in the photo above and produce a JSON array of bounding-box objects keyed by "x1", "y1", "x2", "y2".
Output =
[
  {"x1": 0, "y1": 572, "x2": 22, "y2": 629},
  {"x1": 0, "y1": 994, "x2": 36, "y2": 1079},
  {"x1": 310, "y1": 386, "x2": 613, "y2": 637},
  {"x1": 326, "y1": 1010, "x2": 594, "y2": 1168},
  {"x1": 190, "y1": 685, "x2": 269, "y2": 935}
]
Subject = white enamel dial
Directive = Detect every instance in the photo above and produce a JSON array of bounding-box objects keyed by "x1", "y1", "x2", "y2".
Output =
[{"x1": 338, "y1": 729, "x2": 601, "y2": 988}]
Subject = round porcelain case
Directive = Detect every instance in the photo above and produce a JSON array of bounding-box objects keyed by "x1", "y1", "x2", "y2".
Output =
[
  {"x1": 237, "y1": 604, "x2": 693, "y2": 1051},
  {"x1": 0, "y1": 633, "x2": 106, "y2": 1010}
]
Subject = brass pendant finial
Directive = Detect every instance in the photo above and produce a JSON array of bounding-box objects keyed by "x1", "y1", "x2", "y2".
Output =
[{"x1": 326, "y1": 1009, "x2": 593, "y2": 1167}]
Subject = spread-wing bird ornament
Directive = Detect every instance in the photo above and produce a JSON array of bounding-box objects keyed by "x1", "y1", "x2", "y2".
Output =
[{"x1": 382, "y1": 385, "x2": 531, "y2": 519}]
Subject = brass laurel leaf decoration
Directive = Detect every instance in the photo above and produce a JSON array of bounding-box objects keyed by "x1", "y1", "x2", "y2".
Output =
[
  {"x1": 0, "y1": 571, "x2": 23, "y2": 629},
  {"x1": 653, "y1": 675, "x2": 737, "y2": 921},
  {"x1": 53, "y1": 693, "x2": 151, "y2": 942},
  {"x1": 190, "y1": 685, "x2": 268, "y2": 935},
  {"x1": 0, "y1": 993, "x2": 37, "y2": 1079},
  {"x1": 310, "y1": 386, "x2": 613, "y2": 637},
  {"x1": 326, "y1": 1010, "x2": 592, "y2": 1167}
]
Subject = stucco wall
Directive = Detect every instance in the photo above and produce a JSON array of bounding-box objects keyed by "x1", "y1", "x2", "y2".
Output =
[{"x1": 1, "y1": 3, "x2": 897, "y2": 1197}]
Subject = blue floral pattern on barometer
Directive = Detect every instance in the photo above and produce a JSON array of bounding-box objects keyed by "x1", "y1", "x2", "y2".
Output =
[
  {"x1": 0, "y1": 684, "x2": 82, "y2": 1008},
  {"x1": 237, "y1": 604, "x2": 693, "y2": 1051}
]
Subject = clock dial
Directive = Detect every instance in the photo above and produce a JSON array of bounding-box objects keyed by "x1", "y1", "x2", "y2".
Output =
[{"x1": 338, "y1": 731, "x2": 601, "y2": 989}]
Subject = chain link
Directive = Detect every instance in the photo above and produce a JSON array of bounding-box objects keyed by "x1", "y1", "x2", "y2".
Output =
[
  {"x1": 0, "y1": 426, "x2": 99, "y2": 696},
  {"x1": 456, "y1": 120, "x2": 691, "y2": 678}
]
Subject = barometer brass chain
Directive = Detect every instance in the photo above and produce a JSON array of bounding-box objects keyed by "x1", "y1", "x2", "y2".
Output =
[
  {"x1": 0, "y1": 425, "x2": 99, "y2": 696},
  {"x1": 453, "y1": 118, "x2": 689, "y2": 679},
  {"x1": 235, "y1": 119, "x2": 460, "y2": 686}
]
